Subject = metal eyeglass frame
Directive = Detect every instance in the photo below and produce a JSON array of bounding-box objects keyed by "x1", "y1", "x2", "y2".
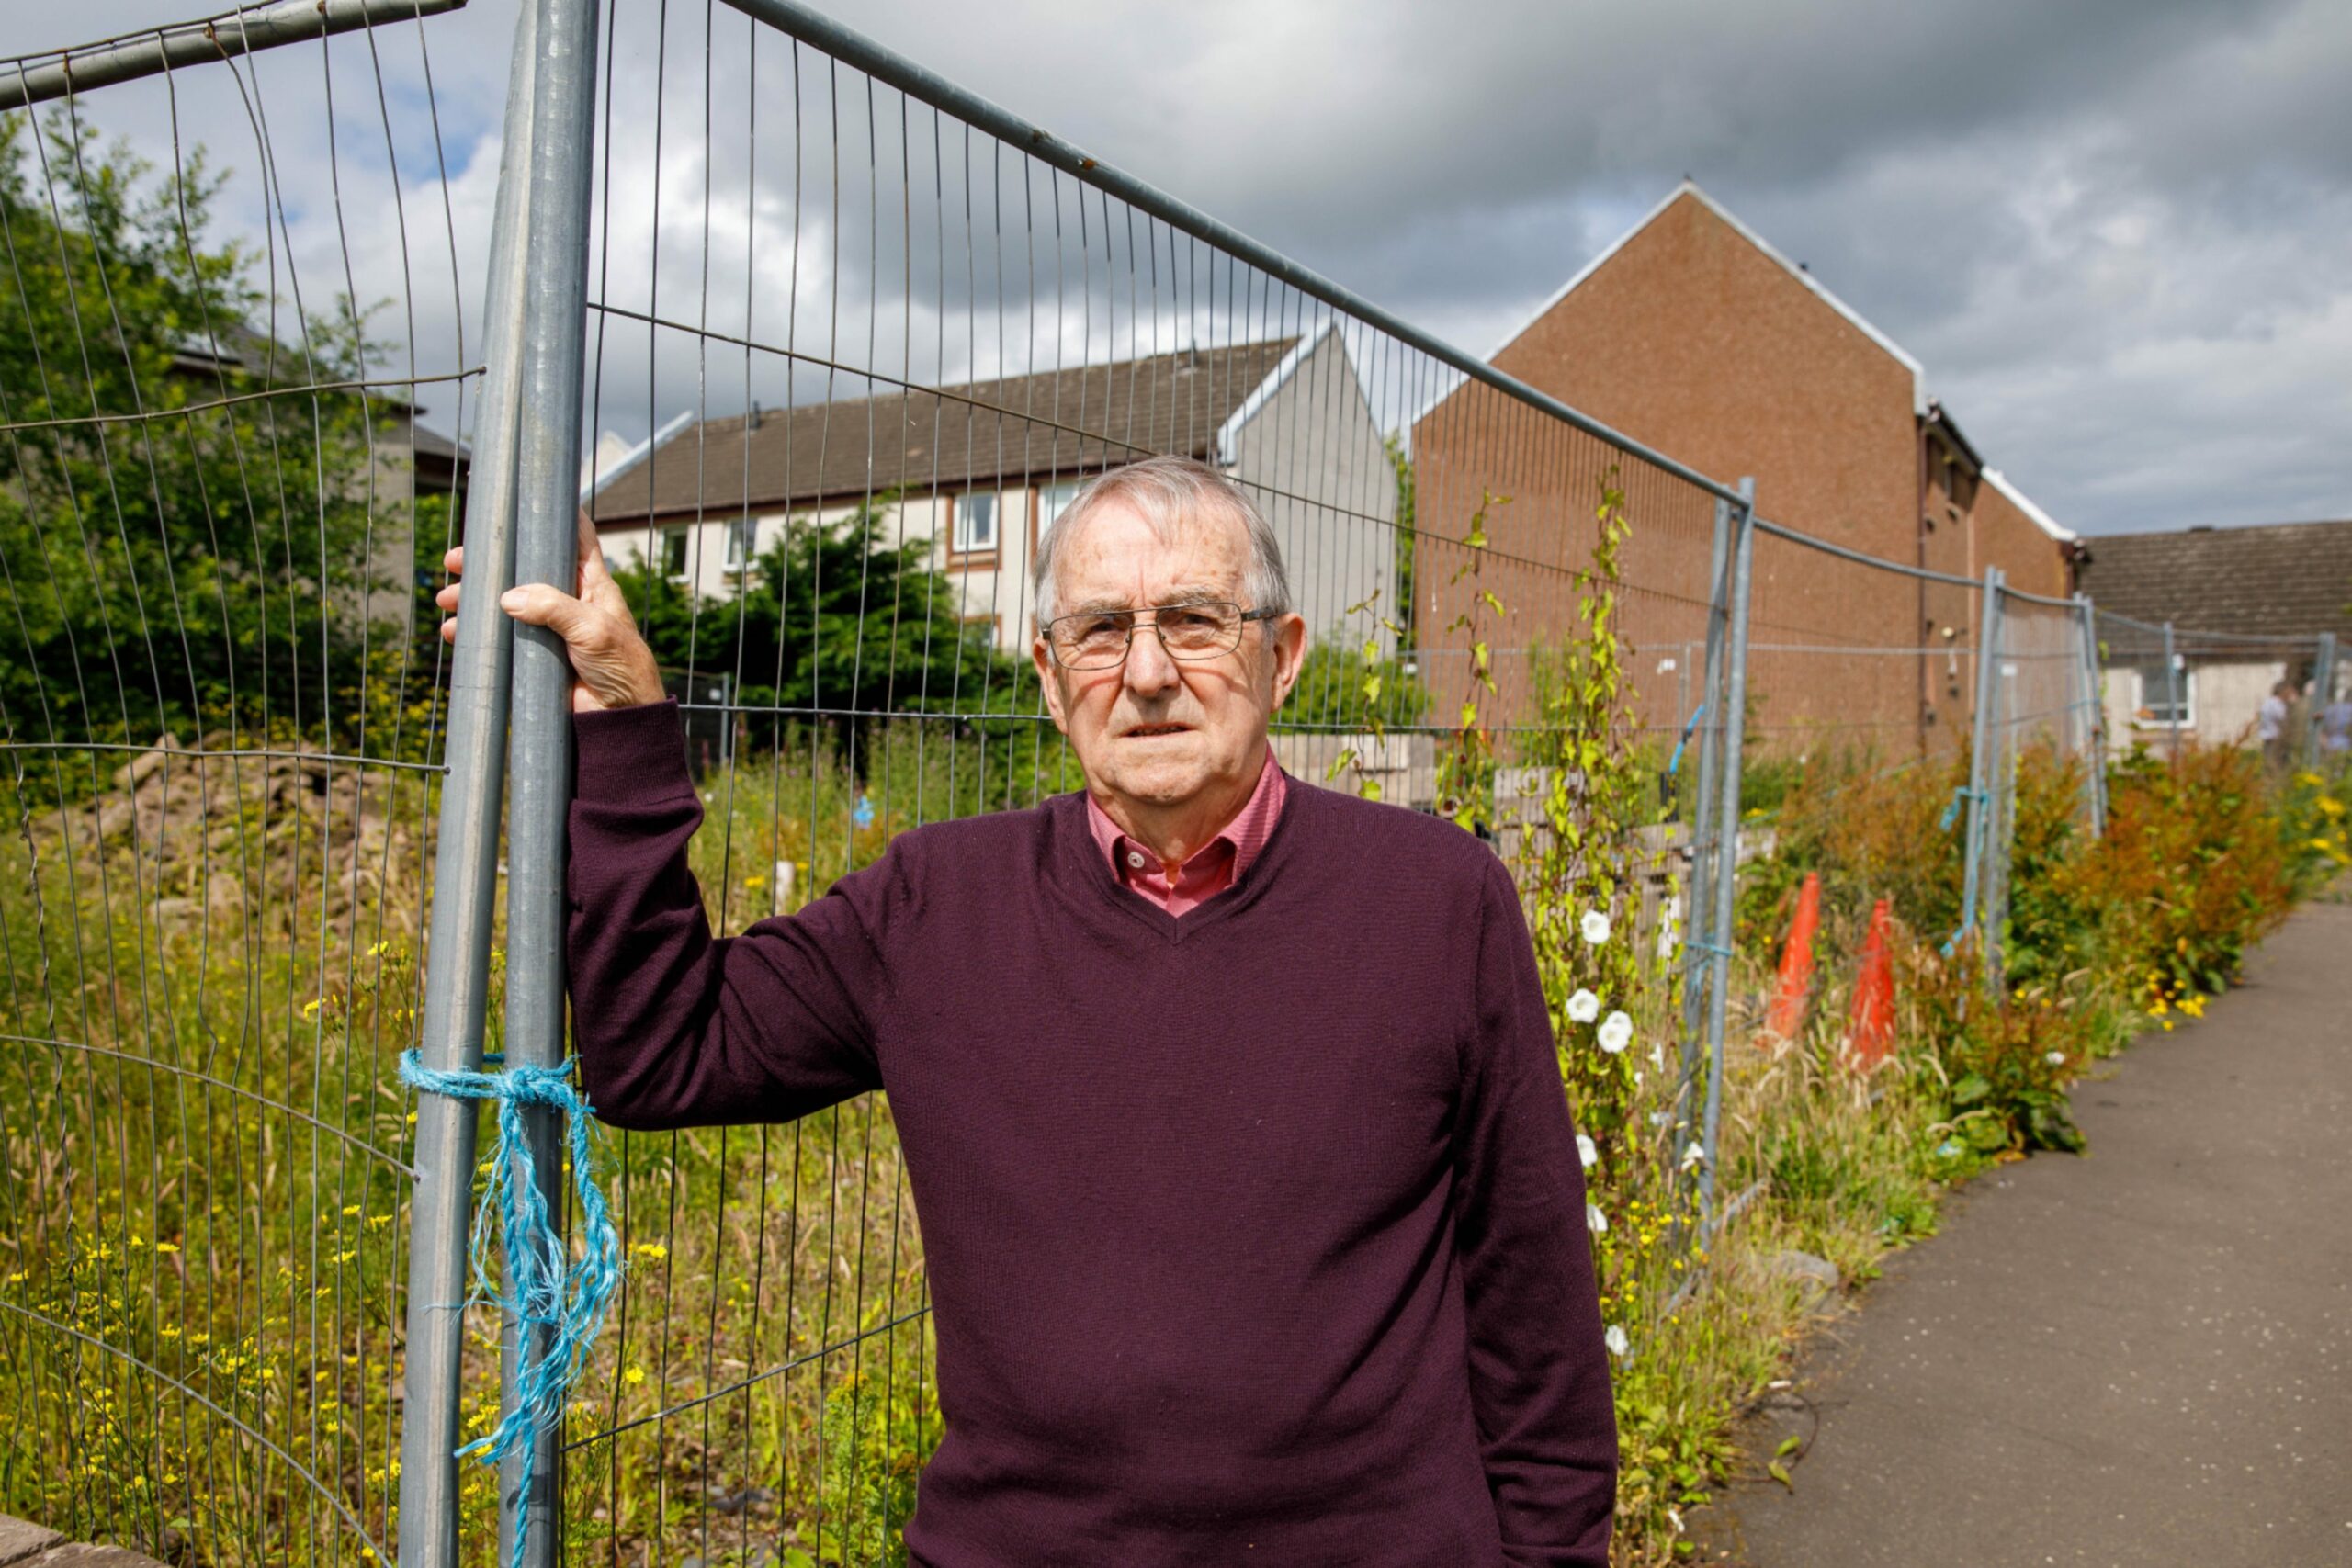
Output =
[{"x1": 1041, "y1": 599, "x2": 1282, "y2": 670}]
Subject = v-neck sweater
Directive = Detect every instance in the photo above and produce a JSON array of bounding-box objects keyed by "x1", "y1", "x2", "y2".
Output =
[{"x1": 565, "y1": 696, "x2": 1617, "y2": 1566}]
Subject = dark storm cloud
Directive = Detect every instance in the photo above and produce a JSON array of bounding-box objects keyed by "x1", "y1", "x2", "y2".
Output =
[{"x1": 24, "y1": 0, "x2": 2351, "y2": 533}]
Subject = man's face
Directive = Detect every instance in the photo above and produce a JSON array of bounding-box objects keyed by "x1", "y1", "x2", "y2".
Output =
[{"x1": 1033, "y1": 496, "x2": 1306, "y2": 818}]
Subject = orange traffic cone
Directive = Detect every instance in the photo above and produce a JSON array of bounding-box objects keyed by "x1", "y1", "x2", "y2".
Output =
[
  {"x1": 1843, "y1": 897, "x2": 1897, "y2": 1069},
  {"x1": 1765, "y1": 872, "x2": 1822, "y2": 1042}
]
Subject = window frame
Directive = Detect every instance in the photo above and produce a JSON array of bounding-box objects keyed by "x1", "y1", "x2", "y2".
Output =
[
  {"x1": 661, "y1": 525, "x2": 692, "y2": 581},
  {"x1": 721, "y1": 513, "x2": 760, "y2": 574},
  {"x1": 948, "y1": 489, "x2": 1000, "y2": 565},
  {"x1": 2133, "y1": 659, "x2": 2194, "y2": 729}
]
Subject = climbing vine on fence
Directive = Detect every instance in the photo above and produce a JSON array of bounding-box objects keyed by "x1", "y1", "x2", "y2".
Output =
[{"x1": 1433, "y1": 492, "x2": 1507, "y2": 836}]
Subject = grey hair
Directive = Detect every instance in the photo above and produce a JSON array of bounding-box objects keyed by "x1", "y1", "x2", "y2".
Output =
[{"x1": 1032, "y1": 454, "x2": 1292, "y2": 626}]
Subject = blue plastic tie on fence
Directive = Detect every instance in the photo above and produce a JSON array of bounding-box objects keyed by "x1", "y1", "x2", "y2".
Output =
[
  {"x1": 1666, "y1": 701, "x2": 1708, "y2": 777},
  {"x1": 398, "y1": 1047, "x2": 621, "y2": 1568},
  {"x1": 1937, "y1": 785, "x2": 1985, "y2": 833}
]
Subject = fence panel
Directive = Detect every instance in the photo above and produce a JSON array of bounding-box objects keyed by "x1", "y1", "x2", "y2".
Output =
[
  {"x1": 0, "y1": 4, "x2": 482, "y2": 1562},
  {"x1": 547, "y1": 3, "x2": 1745, "y2": 1562},
  {"x1": 8, "y1": 4, "x2": 2344, "y2": 1566}
]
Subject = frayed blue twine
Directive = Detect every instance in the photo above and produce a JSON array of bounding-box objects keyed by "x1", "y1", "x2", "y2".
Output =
[
  {"x1": 399, "y1": 1047, "x2": 621, "y2": 1568},
  {"x1": 1937, "y1": 785, "x2": 1986, "y2": 833},
  {"x1": 1667, "y1": 701, "x2": 1708, "y2": 778}
]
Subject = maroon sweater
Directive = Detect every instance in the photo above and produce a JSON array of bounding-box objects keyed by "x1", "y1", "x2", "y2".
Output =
[{"x1": 566, "y1": 697, "x2": 1617, "y2": 1566}]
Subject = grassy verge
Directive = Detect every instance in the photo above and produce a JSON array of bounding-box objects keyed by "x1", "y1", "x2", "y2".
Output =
[{"x1": 1600, "y1": 744, "x2": 2351, "y2": 1564}]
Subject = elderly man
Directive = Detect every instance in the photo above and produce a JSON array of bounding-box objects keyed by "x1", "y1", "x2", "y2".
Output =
[{"x1": 440, "y1": 453, "x2": 1616, "y2": 1564}]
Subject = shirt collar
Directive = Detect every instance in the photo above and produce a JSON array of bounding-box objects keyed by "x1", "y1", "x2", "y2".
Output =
[{"x1": 1082, "y1": 742, "x2": 1286, "y2": 880}]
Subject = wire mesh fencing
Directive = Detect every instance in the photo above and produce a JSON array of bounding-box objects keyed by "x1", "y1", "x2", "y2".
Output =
[
  {"x1": 0, "y1": 1, "x2": 481, "y2": 1562},
  {"x1": 4, "y1": 3, "x2": 2345, "y2": 1567}
]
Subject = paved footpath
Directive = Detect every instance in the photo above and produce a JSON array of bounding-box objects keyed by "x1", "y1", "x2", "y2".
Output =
[{"x1": 1690, "y1": 897, "x2": 2352, "y2": 1567}]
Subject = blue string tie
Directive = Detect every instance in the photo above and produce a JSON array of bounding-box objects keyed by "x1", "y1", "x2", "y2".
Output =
[
  {"x1": 1937, "y1": 785, "x2": 1986, "y2": 833},
  {"x1": 1667, "y1": 700, "x2": 1709, "y2": 777},
  {"x1": 399, "y1": 1047, "x2": 622, "y2": 1568}
]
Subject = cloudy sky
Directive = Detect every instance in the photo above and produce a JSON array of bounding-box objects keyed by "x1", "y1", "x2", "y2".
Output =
[{"x1": 23, "y1": 0, "x2": 2352, "y2": 536}]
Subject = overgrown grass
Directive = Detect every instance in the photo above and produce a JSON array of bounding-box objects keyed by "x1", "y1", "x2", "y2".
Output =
[{"x1": 2, "y1": 712, "x2": 2344, "y2": 1567}]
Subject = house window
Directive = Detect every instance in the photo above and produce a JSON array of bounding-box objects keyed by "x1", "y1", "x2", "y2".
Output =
[
  {"x1": 662, "y1": 526, "x2": 691, "y2": 580},
  {"x1": 2135, "y1": 660, "x2": 2193, "y2": 728},
  {"x1": 722, "y1": 514, "x2": 759, "y2": 572},
  {"x1": 953, "y1": 491, "x2": 997, "y2": 555},
  {"x1": 1036, "y1": 479, "x2": 1084, "y2": 539}
]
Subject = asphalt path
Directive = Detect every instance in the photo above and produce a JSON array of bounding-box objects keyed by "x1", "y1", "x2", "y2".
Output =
[{"x1": 1688, "y1": 896, "x2": 2352, "y2": 1567}]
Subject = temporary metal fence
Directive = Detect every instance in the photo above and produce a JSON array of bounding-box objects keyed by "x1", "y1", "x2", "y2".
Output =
[
  {"x1": 0, "y1": 2, "x2": 2343, "y2": 1566},
  {"x1": 0, "y1": 3, "x2": 480, "y2": 1565}
]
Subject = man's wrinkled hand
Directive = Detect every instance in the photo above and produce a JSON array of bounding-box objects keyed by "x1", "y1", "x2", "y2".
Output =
[{"x1": 435, "y1": 509, "x2": 668, "y2": 715}]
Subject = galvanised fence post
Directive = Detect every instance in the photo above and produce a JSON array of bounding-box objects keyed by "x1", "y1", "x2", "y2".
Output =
[
  {"x1": 1959, "y1": 567, "x2": 2004, "y2": 982},
  {"x1": 1985, "y1": 600, "x2": 2018, "y2": 994},
  {"x1": 396, "y1": 3, "x2": 542, "y2": 1562},
  {"x1": 1699, "y1": 478, "x2": 1756, "y2": 1230},
  {"x1": 2163, "y1": 621, "x2": 2182, "y2": 761},
  {"x1": 1678, "y1": 493, "x2": 1733, "y2": 1162},
  {"x1": 500, "y1": 0, "x2": 605, "y2": 1562},
  {"x1": 2308, "y1": 633, "x2": 2337, "y2": 769},
  {"x1": 2075, "y1": 592, "x2": 2107, "y2": 836}
]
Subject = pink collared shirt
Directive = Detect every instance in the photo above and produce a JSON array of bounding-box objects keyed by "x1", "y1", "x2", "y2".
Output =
[{"x1": 1083, "y1": 744, "x2": 1288, "y2": 917}]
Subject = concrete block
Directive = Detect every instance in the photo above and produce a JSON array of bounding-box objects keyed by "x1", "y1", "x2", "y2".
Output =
[{"x1": 0, "y1": 1520, "x2": 58, "y2": 1568}]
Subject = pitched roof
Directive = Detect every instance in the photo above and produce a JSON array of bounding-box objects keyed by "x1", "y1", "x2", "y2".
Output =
[
  {"x1": 2074, "y1": 520, "x2": 2352, "y2": 639},
  {"x1": 586, "y1": 337, "x2": 1298, "y2": 525},
  {"x1": 1486, "y1": 180, "x2": 1930, "y2": 417},
  {"x1": 1982, "y1": 467, "x2": 2076, "y2": 544}
]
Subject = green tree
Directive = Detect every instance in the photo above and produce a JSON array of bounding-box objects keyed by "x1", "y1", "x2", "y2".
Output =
[
  {"x1": 0, "y1": 112, "x2": 395, "y2": 779},
  {"x1": 608, "y1": 491, "x2": 1024, "y2": 772}
]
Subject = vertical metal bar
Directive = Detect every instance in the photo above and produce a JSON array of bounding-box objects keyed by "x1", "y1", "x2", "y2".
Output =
[
  {"x1": 2162, "y1": 621, "x2": 2181, "y2": 761},
  {"x1": 2306, "y1": 633, "x2": 2337, "y2": 770},
  {"x1": 396, "y1": 0, "x2": 540, "y2": 1562},
  {"x1": 1959, "y1": 567, "x2": 2003, "y2": 960},
  {"x1": 1986, "y1": 637, "x2": 2017, "y2": 994},
  {"x1": 1699, "y1": 478, "x2": 1754, "y2": 1231},
  {"x1": 1678, "y1": 496, "x2": 1732, "y2": 1125},
  {"x1": 501, "y1": 0, "x2": 604, "y2": 1564},
  {"x1": 2075, "y1": 592, "x2": 2106, "y2": 836}
]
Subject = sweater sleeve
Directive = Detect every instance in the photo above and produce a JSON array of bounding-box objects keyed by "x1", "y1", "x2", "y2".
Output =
[
  {"x1": 1453, "y1": 856, "x2": 1618, "y2": 1565},
  {"x1": 564, "y1": 697, "x2": 889, "y2": 1131}
]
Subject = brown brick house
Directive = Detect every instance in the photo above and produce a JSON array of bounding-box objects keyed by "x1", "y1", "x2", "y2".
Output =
[{"x1": 1409, "y1": 181, "x2": 2075, "y2": 756}]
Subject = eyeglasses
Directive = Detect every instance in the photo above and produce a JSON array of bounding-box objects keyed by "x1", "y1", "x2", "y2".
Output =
[{"x1": 1042, "y1": 599, "x2": 1279, "y2": 671}]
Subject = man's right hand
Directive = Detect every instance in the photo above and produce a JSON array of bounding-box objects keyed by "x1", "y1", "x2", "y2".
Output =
[{"x1": 435, "y1": 508, "x2": 670, "y2": 715}]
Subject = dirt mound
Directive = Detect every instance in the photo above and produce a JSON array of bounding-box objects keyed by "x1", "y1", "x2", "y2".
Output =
[{"x1": 34, "y1": 731, "x2": 435, "y2": 942}]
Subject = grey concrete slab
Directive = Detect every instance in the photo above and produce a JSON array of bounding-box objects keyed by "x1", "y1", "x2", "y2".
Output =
[
  {"x1": 32, "y1": 1547, "x2": 164, "y2": 1568},
  {"x1": 0, "y1": 1519, "x2": 60, "y2": 1568},
  {"x1": 1688, "y1": 898, "x2": 2352, "y2": 1568}
]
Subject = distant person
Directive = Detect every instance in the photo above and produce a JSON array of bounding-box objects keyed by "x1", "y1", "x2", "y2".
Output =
[
  {"x1": 2320, "y1": 688, "x2": 2352, "y2": 761},
  {"x1": 2257, "y1": 678, "x2": 2295, "y2": 776}
]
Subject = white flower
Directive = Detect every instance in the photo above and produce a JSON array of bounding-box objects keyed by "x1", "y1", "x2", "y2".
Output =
[
  {"x1": 2044, "y1": 1050, "x2": 2065, "y2": 1065},
  {"x1": 1649, "y1": 1041, "x2": 1667, "y2": 1071},
  {"x1": 1585, "y1": 1201, "x2": 1608, "y2": 1235},
  {"x1": 1657, "y1": 924, "x2": 1678, "y2": 961},
  {"x1": 1580, "y1": 909, "x2": 1612, "y2": 945},
  {"x1": 1566, "y1": 988, "x2": 1601, "y2": 1024},
  {"x1": 1598, "y1": 1011, "x2": 1634, "y2": 1055},
  {"x1": 1603, "y1": 1324, "x2": 1630, "y2": 1359},
  {"x1": 1679, "y1": 1140, "x2": 1707, "y2": 1171},
  {"x1": 1577, "y1": 1133, "x2": 1598, "y2": 1169}
]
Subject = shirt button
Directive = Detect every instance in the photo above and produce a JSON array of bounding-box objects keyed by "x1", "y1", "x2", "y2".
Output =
[{"x1": 1125, "y1": 850, "x2": 1147, "y2": 869}]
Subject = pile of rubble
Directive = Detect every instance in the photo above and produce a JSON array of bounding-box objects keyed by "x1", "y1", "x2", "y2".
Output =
[{"x1": 29, "y1": 732, "x2": 434, "y2": 943}]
